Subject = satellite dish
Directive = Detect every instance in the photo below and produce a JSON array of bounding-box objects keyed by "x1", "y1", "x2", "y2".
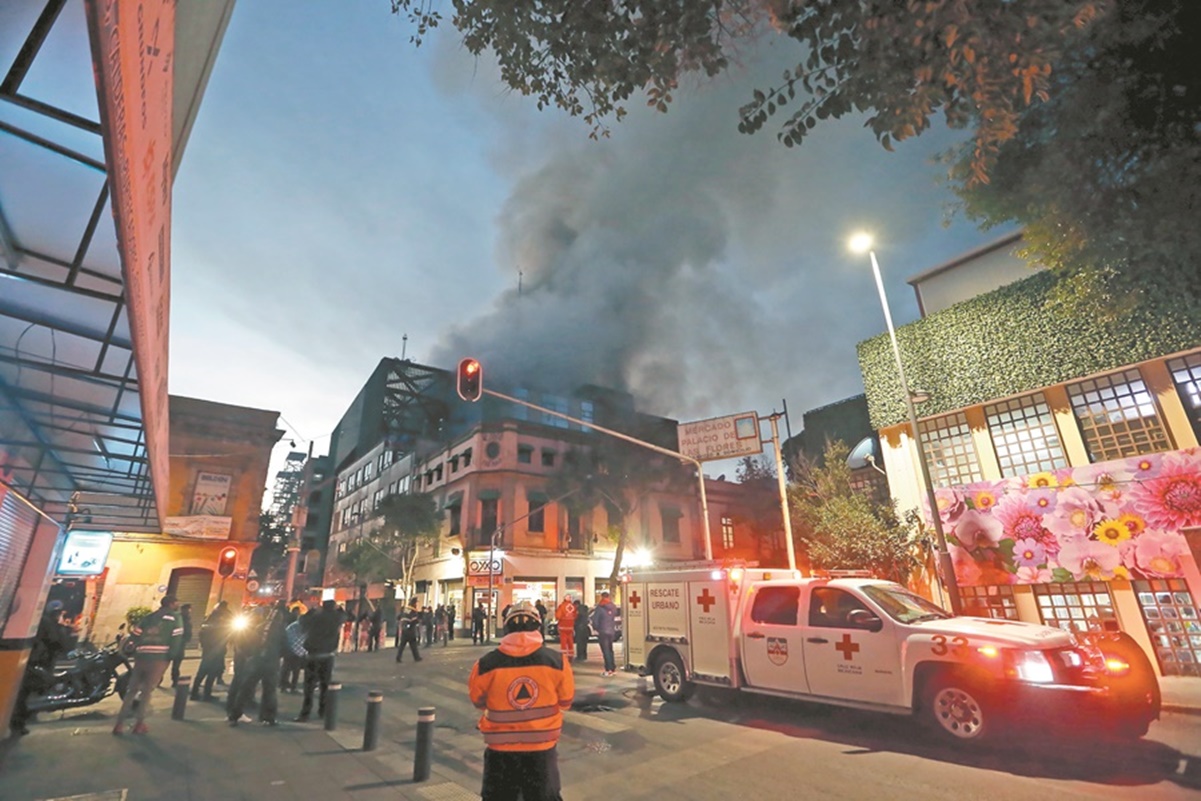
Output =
[{"x1": 846, "y1": 437, "x2": 877, "y2": 470}]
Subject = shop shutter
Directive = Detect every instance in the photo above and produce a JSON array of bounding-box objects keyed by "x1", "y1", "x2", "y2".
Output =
[
  {"x1": 168, "y1": 568, "x2": 214, "y2": 622},
  {"x1": 0, "y1": 490, "x2": 41, "y2": 632}
]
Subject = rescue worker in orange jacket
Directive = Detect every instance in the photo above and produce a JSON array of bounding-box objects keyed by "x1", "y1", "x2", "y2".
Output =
[
  {"x1": 468, "y1": 601, "x2": 574, "y2": 801},
  {"x1": 553, "y1": 596, "x2": 577, "y2": 661}
]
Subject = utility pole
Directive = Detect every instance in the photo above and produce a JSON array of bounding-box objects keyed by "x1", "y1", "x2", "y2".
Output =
[{"x1": 764, "y1": 412, "x2": 797, "y2": 572}]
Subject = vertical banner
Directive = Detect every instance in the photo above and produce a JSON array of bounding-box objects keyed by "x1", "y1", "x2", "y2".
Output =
[{"x1": 85, "y1": 0, "x2": 176, "y2": 526}]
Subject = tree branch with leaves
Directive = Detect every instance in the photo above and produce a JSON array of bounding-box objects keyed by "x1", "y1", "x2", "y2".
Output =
[{"x1": 789, "y1": 440, "x2": 918, "y2": 583}]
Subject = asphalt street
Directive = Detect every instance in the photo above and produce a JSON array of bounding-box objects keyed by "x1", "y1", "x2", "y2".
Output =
[{"x1": 2, "y1": 639, "x2": 1199, "y2": 800}]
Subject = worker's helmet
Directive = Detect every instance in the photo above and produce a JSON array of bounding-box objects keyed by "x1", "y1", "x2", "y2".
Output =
[{"x1": 503, "y1": 601, "x2": 541, "y2": 634}]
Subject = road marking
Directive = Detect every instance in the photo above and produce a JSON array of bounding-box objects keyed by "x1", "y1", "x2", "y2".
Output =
[{"x1": 37, "y1": 792, "x2": 127, "y2": 801}]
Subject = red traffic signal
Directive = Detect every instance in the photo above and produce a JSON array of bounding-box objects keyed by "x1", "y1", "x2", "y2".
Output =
[
  {"x1": 217, "y1": 546, "x2": 237, "y2": 578},
  {"x1": 457, "y1": 357, "x2": 483, "y2": 402}
]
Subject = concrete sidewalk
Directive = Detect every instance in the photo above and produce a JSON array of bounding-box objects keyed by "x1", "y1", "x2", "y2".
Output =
[
  {"x1": 1, "y1": 641, "x2": 1197, "y2": 801},
  {"x1": 0, "y1": 639, "x2": 641, "y2": 801}
]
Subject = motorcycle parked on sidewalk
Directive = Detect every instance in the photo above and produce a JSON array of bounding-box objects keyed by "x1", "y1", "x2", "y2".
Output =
[{"x1": 22, "y1": 644, "x2": 132, "y2": 715}]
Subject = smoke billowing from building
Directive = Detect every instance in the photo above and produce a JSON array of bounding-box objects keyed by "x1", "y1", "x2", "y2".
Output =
[{"x1": 430, "y1": 46, "x2": 987, "y2": 421}]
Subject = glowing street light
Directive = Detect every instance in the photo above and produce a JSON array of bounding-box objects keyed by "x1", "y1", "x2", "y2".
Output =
[{"x1": 850, "y1": 232, "x2": 963, "y2": 615}]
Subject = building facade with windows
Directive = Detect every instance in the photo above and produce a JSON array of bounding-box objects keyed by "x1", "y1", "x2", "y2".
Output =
[
  {"x1": 859, "y1": 248, "x2": 1201, "y2": 678},
  {"x1": 322, "y1": 359, "x2": 721, "y2": 632}
]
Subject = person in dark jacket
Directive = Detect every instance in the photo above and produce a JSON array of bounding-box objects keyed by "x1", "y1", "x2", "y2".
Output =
[
  {"x1": 279, "y1": 608, "x2": 305, "y2": 692},
  {"x1": 368, "y1": 606, "x2": 383, "y2": 652},
  {"x1": 472, "y1": 601, "x2": 487, "y2": 644},
  {"x1": 573, "y1": 600, "x2": 590, "y2": 662},
  {"x1": 11, "y1": 601, "x2": 73, "y2": 735},
  {"x1": 422, "y1": 606, "x2": 435, "y2": 646},
  {"x1": 224, "y1": 607, "x2": 261, "y2": 725},
  {"x1": 447, "y1": 603, "x2": 456, "y2": 641},
  {"x1": 228, "y1": 601, "x2": 288, "y2": 726},
  {"x1": 169, "y1": 603, "x2": 193, "y2": 684},
  {"x1": 191, "y1": 601, "x2": 232, "y2": 701},
  {"x1": 396, "y1": 601, "x2": 423, "y2": 663},
  {"x1": 295, "y1": 600, "x2": 342, "y2": 722},
  {"x1": 590, "y1": 592, "x2": 619, "y2": 676},
  {"x1": 113, "y1": 595, "x2": 184, "y2": 735}
]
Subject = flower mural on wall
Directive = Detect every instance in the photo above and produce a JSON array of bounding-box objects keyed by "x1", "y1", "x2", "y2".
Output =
[{"x1": 934, "y1": 449, "x2": 1201, "y2": 587}]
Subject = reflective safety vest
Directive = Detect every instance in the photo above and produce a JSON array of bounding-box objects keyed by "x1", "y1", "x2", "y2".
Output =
[
  {"x1": 555, "y1": 600, "x2": 577, "y2": 627},
  {"x1": 468, "y1": 632, "x2": 575, "y2": 752}
]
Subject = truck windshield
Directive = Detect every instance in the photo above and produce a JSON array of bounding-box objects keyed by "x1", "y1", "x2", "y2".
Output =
[{"x1": 861, "y1": 584, "x2": 951, "y2": 624}]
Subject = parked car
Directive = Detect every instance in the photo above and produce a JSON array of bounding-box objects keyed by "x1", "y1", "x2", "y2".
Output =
[{"x1": 546, "y1": 608, "x2": 622, "y2": 643}]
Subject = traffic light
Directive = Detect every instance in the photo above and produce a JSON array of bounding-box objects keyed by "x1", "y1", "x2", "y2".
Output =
[
  {"x1": 457, "y1": 357, "x2": 483, "y2": 402},
  {"x1": 217, "y1": 546, "x2": 237, "y2": 578}
]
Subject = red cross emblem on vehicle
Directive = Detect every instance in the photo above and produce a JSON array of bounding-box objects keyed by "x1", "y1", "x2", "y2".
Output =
[
  {"x1": 628, "y1": 591, "x2": 641, "y2": 610},
  {"x1": 697, "y1": 588, "x2": 717, "y2": 613},
  {"x1": 835, "y1": 634, "x2": 860, "y2": 661}
]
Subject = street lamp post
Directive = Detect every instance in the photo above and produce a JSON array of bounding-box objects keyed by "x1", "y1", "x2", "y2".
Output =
[
  {"x1": 850, "y1": 232, "x2": 963, "y2": 615},
  {"x1": 486, "y1": 527, "x2": 499, "y2": 643}
]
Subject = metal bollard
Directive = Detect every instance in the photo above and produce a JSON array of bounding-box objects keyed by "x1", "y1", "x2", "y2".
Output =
[
  {"x1": 324, "y1": 682, "x2": 342, "y2": 731},
  {"x1": 171, "y1": 677, "x2": 191, "y2": 720},
  {"x1": 363, "y1": 691, "x2": 383, "y2": 751},
  {"x1": 413, "y1": 706, "x2": 435, "y2": 782}
]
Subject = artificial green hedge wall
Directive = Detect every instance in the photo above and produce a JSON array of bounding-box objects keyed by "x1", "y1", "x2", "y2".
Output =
[{"x1": 857, "y1": 268, "x2": 1201, "y2": 430}]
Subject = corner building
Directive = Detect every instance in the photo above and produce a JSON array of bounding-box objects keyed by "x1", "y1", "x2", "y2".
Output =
[
  {"x1": 859, "y1": 235, "x2": 1201, "y2": 678},
  {"x1": 323, "y1": 359, "x2": 713, "y2": 632}
]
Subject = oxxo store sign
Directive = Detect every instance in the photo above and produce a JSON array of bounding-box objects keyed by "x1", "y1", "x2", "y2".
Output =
[{"x1": 467, "y1": 552, "x2": 503, "y2": 587}]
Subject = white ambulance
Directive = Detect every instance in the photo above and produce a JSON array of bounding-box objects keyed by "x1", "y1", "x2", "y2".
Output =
[{"x1": 622, "y1": 564, "x2": 1158, "y2": 744}]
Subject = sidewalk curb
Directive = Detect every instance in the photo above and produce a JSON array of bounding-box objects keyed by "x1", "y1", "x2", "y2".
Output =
[{"x1": 1163, "y1": 704, "x2": 1201, "y2": 717}]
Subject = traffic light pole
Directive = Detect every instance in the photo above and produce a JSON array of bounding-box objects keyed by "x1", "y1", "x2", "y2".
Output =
[{"x1": 482, "y1": 389, "x2": 713, "y2": 560}]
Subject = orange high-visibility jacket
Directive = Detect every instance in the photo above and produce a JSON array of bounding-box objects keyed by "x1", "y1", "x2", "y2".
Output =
[
  {"x1": 555, "y1": 599, "x2": 577, "y2": 627},
  {"x1": 468, "y1": 632, "x2": 574, "y2": 751}
]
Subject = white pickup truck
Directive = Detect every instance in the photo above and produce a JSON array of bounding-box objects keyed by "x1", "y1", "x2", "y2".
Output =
[{"x1": 622, "y1": 565, "x2": 1158, "y2": 743}]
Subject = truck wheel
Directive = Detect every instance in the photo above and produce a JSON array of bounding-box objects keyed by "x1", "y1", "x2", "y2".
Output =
[
  {"x1": 922, "y1": 672, "x2": 991, "y2": 744},
  {"x1": 653, "y1": 653, "x2": 694, "y2": 703}
]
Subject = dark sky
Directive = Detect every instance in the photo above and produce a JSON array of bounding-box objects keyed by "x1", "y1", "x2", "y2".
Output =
[{"x1": 168, "y1": 3, "x2": 1009, "y2": 471}]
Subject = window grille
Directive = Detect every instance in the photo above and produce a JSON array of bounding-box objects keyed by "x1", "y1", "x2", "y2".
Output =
[
  {"x1": 985, "y1": 393, "x2": 1068, "y2": 477},
  {"x1": 1033, "y1": 582, "x2": 1116, "y2": 634},
  {"x1": 1167, "y1": 350, "x2": 1201, "y2": 444},
  {"x1": 918, "y1": 412, "x2": 983, "y2": 487},
  {"x1": 1134, "y1": 578, "x2": 1201, "y2": 677},
  {"x1": 1066, "y1": 369, "x2": 1172, "y2": 462},
  {"x1": 960, "y1": 585, "x2": 1018, "y2": 620}
]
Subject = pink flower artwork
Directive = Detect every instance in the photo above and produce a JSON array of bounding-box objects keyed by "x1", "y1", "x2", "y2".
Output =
[
  {"x1": 936, "y1": 449, "x2": 1199, "y2": 586},
  {"x1": 1057, "y1": 539, "x2": 1123, "y2": 580},
  {"x1": 1128, "y1": 450, "x2": 1201, "y2": 531}
]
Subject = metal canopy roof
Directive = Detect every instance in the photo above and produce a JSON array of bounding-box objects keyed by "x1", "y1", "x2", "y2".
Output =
[{"x1": 0, "y1": 0, "x2": 236, "y2": 532}]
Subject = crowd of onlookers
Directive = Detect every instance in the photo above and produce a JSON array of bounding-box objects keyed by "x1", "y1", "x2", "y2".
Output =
[{"x1": 13, "y1": 590, "x2": 623, "y2": 740}]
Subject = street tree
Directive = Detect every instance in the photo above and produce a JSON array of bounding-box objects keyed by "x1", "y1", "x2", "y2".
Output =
[
  {"x1": 335, "y1": 493, "x2": 441, "y2": 605},
  {"x1": 252, "y1": 511, "x2": 290, "y2": 584},
  {"x1": 375, "y1": 492, "x2": 442, "y2": 600},
  {"x1": 951, "y1": 0, "x2": 1201, "y2": 310},
  {"x1": 547, "y1": 441, "x2": 689, "y2": 589},
  {"x1": 735, "y1": 455, "x2": 775, "y2": 485},
  {"x1": 388, "y1": 1, "x2": 1199, "y2": 303},
  {"x1": 790, "y1": 440, "x2": 918, "y2": 583}
]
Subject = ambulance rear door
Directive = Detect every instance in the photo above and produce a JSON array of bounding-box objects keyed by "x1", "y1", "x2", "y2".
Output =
[{"x1": 623, "y1": 578, "x2": 648, "y2": 668}]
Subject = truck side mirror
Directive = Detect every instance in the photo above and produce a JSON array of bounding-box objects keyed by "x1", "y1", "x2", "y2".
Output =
[{"x1": 847, "y1": 609, "x2": 883, "y2": 632}]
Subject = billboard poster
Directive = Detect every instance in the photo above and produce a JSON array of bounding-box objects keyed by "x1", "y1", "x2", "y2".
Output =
[{"x1": 191, "y1": 472, "x2": 231, "y2": 515}]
